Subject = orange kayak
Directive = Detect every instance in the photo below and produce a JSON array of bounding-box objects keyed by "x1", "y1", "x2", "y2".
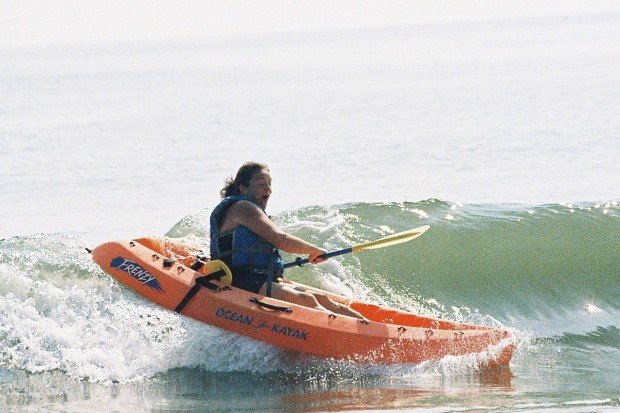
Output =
[{"x1": 91, "y1": 237, "x2": 514, "y2": 366}]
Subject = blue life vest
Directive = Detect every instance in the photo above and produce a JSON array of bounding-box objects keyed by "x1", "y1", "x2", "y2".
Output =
[{"x1": 210, "y1": 195, "x2": 284, "y2": 283}]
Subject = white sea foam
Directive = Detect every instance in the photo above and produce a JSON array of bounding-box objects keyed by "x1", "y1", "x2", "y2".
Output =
[{"x1": 1, "y1": 8, "x2": 619, "y2": 409}]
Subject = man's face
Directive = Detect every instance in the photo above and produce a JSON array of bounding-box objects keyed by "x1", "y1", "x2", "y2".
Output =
[{"x1": 241, "y1": 170, "x2": 272, "y2": 210}]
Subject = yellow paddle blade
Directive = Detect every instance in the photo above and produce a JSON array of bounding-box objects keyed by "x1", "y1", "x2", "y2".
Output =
[{"x1": 351, "y1": 225, "x2": 430, "y2": 253}]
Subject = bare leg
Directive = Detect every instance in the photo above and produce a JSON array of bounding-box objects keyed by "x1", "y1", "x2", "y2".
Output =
[
  {"x1": 266, "y1": 282, "x2": 365, "y2": 319},
  {"x1": 312, "y1": 293, "x2": 365, "y2": 320},
  {"x1": 260, "y1": 282, "x2": 328, "y2": 312}
]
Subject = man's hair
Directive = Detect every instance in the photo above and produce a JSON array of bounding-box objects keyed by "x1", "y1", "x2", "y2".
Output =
[{"x1": 220, "y1": 162, "x2": 269, "y2": 198}]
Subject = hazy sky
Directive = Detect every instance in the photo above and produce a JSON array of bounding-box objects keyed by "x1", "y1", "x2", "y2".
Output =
[{"x1": 2, "y1": 0, "x2": 619, "y2": 47}]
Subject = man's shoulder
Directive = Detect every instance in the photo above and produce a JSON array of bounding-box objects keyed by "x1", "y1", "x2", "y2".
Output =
[{"x1": 228, "y1": 199, "x2": 260, "y2": 215}]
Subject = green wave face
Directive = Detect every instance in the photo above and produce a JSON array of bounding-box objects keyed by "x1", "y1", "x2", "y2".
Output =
[{"x1": 274, "y1": 200, "x2": 619, "y2": 317}]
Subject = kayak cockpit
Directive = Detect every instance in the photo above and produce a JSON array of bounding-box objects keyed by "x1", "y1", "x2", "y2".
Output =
[{"x1": 350, "y1": 302, "x2": 493, "y2": 330}]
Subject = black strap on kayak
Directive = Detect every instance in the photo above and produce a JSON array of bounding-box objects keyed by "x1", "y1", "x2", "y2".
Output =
[
  {"x1": 175, "y1": 269, "x2": 228, "y2": 313},
  {"x1": 249, "y1": 297, "x2": 292, "y2": 313},
  {"x1": 190, "y1": 253, "x2": 209, "y2": 271},
  {"x1": 190, "y1": 260, "x2": 205, "y2": 271}
]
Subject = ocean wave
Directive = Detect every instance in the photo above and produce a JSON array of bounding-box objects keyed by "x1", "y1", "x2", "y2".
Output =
[
  {"x1": 0, "y1": 200, "x2": 617, "y2": 381},
  {"x1": 166, "y1": 199, "x2": 619, "y2": 320},
  {"x1": 555, "y1": 325, "x2": 620, "y2": 351},
  {"x1": 282, "y1": 200, "x2": 619, "y2": 316}
]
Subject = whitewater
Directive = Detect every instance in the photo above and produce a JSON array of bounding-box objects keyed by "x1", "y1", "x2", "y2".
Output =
[{"x1": 1, "y1": 6, "x2": 619, "y2": 412}]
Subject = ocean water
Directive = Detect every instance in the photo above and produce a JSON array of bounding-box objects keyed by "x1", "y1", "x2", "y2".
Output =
[{"x1": 1, "y1": 9, "x2": 619, "y2": 413}]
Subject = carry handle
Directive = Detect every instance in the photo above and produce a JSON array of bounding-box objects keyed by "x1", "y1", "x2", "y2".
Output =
[{"x1": 249, "y1": 297, "x2": 293, "y2": 313}]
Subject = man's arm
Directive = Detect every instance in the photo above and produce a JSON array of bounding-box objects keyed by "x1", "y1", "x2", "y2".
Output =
[{"x1": 228, "y1": 201, "x2": 326, "y2": 263}]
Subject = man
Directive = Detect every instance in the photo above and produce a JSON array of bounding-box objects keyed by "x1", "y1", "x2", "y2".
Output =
[{"x1": 210, "y1": 162, "x2": 363, "y2": 318}]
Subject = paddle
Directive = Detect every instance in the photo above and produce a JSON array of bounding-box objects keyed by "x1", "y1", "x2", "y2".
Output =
[{"x1": 283, "y1": 225, "x2": 430, "y2": 269}]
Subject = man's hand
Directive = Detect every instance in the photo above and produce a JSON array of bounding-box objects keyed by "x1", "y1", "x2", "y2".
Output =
[{"x1": 308, "y1": 248, "x2": 327, "y2": 264}]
